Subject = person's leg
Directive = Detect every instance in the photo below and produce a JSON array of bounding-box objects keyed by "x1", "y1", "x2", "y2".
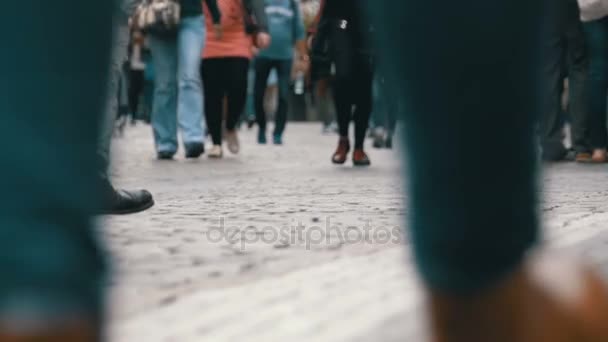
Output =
[
  {"x1": 225, "y1": 58, "x2": 251, "y2": 132},
  {"x1": 583, "y1": 18, "x2": 608, "y2": 162},
  {"x1": 149, "y1": 34, "x2": 179, "y2": 157},
  {"x1": 224, "y1": 58, "x2": 250, "y2": 154},
  {"x1": 201, "y1": 58, "x2": 225, "y2": 147},
  {"x1": 330, "y1": 25, "x2": 355, "y2": 164},
  {"x1": 353, "y1": 54, "x2": 374, "y2": 151},
  {"x1": 129, "y1": 69, "x2": 145, "y2": 121},
  {"x1": 177, "y1": 15, "x2": 206, "y2": 156},
  {"x1": 0, "y1": 0, "x2": 112, "y2": 339},
  {"x1": 565, "y1": 0, "x2": 590, "y2": 157},
  {"x1": 273, "y1": 59, "x2": 292, "y2": 142},
  {"x1": 540, "y1": 0, "x2": 569, "y2": 161},
  {"x1": 374, "y1": 0, "x2": 608, "y2": 341},
  {"x1": 98, "y1": 19, "x2": 154, "y2": 214},
  {"x1": 254, "y1": 57, "x2": 273, "y2": 143},
  {"x1": 99, "y1": 23, "x2": 130, "y2": 177}
]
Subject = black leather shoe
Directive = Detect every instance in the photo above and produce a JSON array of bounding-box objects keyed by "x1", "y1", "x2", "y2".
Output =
[
  {"x1": 185, "y1": 142, "x2": 205, "y2": 159},
  {"x1": 102, "y1": 187, "x2": 154, "y2": 215}
]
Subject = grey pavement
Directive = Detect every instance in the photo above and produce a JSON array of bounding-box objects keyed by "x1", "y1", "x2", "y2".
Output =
[{"x1": 103, "y1": 122, "x2": 608, "y2": 341}]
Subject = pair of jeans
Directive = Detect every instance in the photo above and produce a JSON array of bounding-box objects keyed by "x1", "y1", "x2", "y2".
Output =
[
  {"x1": 0, "y1": 0, "x2": 111, "y2": 323},
  {"x1": 149, "y1": 15, "x2": 206, "y2": 155},
  {"x1": 371, "y1": 0, "x2": 540, "y2": 293},
  {"x1": 540, "y1": 0, "x2": 589, "y2": 158},
  {"x1": 254, "y1": 57, "x2": 292, "y2": 137},
  {"x1": 583, "y1": 18, "x2": 608, "y2": 149}
]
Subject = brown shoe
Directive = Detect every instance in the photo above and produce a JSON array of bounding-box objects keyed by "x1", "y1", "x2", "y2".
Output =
[
  {"x1": 575, "y1": 152, "x2": 592, "y2": 163},
  {"x1": 429, "y1": 253, "x2": 608, "y2": 342},
  {"x1": 352, "y1": 149, "x2": 371, "y2": 167},
  {"x1": 591, "y1": 149, "x2": 607, "y2": 163},
  {"x1": 332, "y1": 137, "x2": 350, "y2": 164}
]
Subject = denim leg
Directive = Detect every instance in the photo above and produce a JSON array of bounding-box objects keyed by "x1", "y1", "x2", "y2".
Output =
[
  {"x1": 584, "y1": 18, "x2": 608, "y2": 149},
  {"x1": 177, "y1": 15, "x2": 206, "y2": 146},
  {"x1": 99, "y1": 22, "x2": 130, "y2": 179},
  {"x1": 149, "y1": 34, "x2": 179, "y2": 154},
  {"x1": 274, "y1": 59, "x2": 292, "y2": 136},
  {"x1": 0, "y1": 0, "x2": 111, "y2": 321}
]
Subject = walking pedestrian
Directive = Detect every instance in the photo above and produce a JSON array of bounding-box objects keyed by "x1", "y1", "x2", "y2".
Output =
[
  {"x1": 579, "y1": 0, "x2": 608, "y2": 163},
  {"x1": 148, "y1": 0, "x2": 222, "y2": 160},
  {"x1": 310, "y1": 0, "x2": 374, "y2": 167},
  {"x1": 254, "y1": 0, "x2": 308, "y2": 145},
  {"x1": 540, "y1": 0, "x2": 590, "y2": 162},
  {"x1": 201, "y1": 0, "x2": 270, "y2": 158},
  {"x1": 372, "y1": 1, "x2": 608, "y2": 341}
]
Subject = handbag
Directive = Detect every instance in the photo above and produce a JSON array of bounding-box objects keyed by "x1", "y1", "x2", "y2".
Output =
[
  {"x1": 578, "y1": 0, "x2": 608, "y2": 22},
  {"x1": 133, "y1": 0, "x2": 181, "y2": 36}
]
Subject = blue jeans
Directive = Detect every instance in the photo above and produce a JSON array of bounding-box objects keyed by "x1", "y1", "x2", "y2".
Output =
[
  {"x1": 584, "y1": 18, "x2": 608, "y2": 149},
  {"x1": 149, "y1": 16, "x2": 206, "y2": 154}
]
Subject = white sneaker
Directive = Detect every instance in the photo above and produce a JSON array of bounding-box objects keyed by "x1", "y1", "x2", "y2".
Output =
[
  {"x1": 225, "y1": 130, "x2": 240, "y2": 154},
  {"x1": 208, "y1": 145, "x2": 223, "y2": 158}
]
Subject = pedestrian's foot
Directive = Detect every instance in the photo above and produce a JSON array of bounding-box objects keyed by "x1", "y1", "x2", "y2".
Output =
[
  {"x1": 258, "y1": 130, "x2": 267, "y2": 144},
  {"x1": 332, "y1": 137, "x2": 350, "y2": 164},
  {"x1": 225, "y1": 130, "x2": 240, "y2": 154},
  {"x1": 184, "y1": 142, "x2": 205, "y2": 159},
  {"x1": 385, "y1": 136, "x2": 393, "y2": 149},
  {"x1": 430, "y1": 252, "x2": 608, "y2": 342},
  {"x1": 591, "y1": 149, "x2": 607, "y2": 163},
  {"x1": 157, "y1": 151, "x2": 175, "y2": 160},
  {"x1": 353, "y1": 149, "x2": 371, "y2": 166},
  {"x1": 208, "y1": 145, "x2": 223, "y2": 158},
  {"x1": 575, "y1": 152, "x2": 592, "y2": 163},
  {"x1": 373, "y1": 133, "x2": 385, "y2": 149},
  {"x1": 273, "y1": 133, "x2": 283, "y2": 145},
  {"x1": 101, "y1": 184, "x2": 154, "y2": 215}
]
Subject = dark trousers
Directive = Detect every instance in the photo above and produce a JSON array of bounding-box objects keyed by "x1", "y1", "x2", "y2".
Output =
[
  {"x1": 583, "y1": 18, "x2": 608, "y2": 149},
  {"x1": 372, "y1": 0, "x2": 540, "y2": 292},
  {"x1": 540, "y1": 0, "x2": 589, "y2": 157},
  {"x1": 201, "y1": 57, "x2": 249, "y2": 145},
  {"x1": 254, "y1": 57, "x2": 292, "y2": 136},
  {"x1": 129, "y1": 68, "x2": 145, "y2": 119},
  {"x1": 0, "y1": 0, "x2": 111, "y2": 320},
  {"x1": 329, "y1": 22, "x2": 374, "y2": 149}
]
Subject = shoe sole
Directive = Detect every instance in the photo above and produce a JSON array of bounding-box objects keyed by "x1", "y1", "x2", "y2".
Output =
[
  {"x1": 100, "y1": 199, "x2": 155, "y2": 216},
  {"x1": 353, "y1": 162, "x2": 371, "y2": 167}
]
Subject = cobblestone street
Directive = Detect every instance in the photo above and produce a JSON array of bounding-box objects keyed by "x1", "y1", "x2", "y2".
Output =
[{"x1": 103, "y1": 123, "x2": 608, "y2": 341}]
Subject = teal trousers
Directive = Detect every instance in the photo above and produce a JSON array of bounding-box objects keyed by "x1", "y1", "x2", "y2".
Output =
[
  {"x1": 0, "y1": 1, "x2": 113, "y2": 320},
  {"x1": 371, "y1": 1, "x2": 542, "y2": 293}
]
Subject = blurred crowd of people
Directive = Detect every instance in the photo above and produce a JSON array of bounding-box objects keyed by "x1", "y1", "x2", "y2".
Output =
[{"x1": 118, "y1": 0, "x2": 395, "y2": 167}]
